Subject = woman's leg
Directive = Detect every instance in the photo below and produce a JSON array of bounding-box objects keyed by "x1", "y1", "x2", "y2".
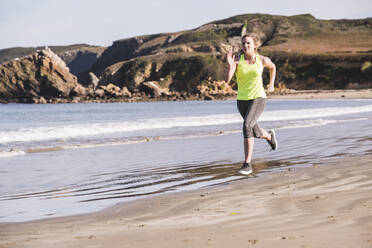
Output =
[
  {"x1": 244, "y1": 137, "x2": 254, "y2": 163},
  {"x1": 244, "y1": 128, "x2": 272, "y2": 163},
  {"x1": 259, "y1": 128, "x2": 271, "y2": 141},
  {"x1": 239, "y1": 98, "x2": 267, "y2": 163},
  {"x1": 255, "y1": 126, "x2": 278, "y2": 150}
]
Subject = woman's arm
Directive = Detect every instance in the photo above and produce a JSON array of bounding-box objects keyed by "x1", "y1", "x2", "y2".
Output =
[
  {"x1": 225, "y1": 49, "x2": 238, "y2": 83},
  {"x1": 260, "y1": 55, "x2": 276, "y2": 92}
]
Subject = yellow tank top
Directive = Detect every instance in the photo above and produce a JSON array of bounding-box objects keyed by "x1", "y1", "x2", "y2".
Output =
[{"x1": 236, "y1": 53, "x2": 266, "y2": 100}]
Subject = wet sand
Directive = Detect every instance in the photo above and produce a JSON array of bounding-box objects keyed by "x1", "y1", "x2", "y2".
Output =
[{"x1": 1, "y1": 154, "x2": 372, "y2": 248}]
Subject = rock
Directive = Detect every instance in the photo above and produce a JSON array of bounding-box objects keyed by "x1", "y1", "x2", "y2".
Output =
[
  {"x1": 139, "y1": 81, "x2": 163, "y2": 97},
  {"x1": 166, "y1": 34, "x2": 181, "y2": 44},
  {"x1": 70, "y1": 84, "x2": 87, "y2": 97},
  {"x1": 106, "y1": 83, "x2": 121, "y2": 93},
  {"x1": 0, "y1": 47, "x2": 83, "y2": 103},
  {"x1": 98, "y1": 83, "x2": 122, "y2": 98},
  {"x1": 88, "y1": 72, "x2": 100, "y2": 89},
  {"x1": 86, "y1": 88, "x2": 95, "y2": 97},
  {"x1": 94, "y1": 89, "x2": 105, "y2": 98},
  {"x1": 197, "y1": 81, "x2": 235, "y2": 96},
  {"x1": 203, "y1": 94, "x2": 215, "y2": 101},
  {"x1": 72, "y1": 97, "x2": 81, "y2": 103},
  {"x1": 38, "y1": 97, "x2": 47, "y2": 104},
  {"x1": 119, "y1": 87, "x2": 132, "y2": 97}
]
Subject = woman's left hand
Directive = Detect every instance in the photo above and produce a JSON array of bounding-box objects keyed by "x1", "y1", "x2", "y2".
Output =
[{"x1": 266, "y1": 84, "x2": 275, "y2": 93}]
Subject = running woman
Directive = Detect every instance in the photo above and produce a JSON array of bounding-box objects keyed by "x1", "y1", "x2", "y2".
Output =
[{"x1": 226, "y1": 35, "x2": 278, "y2": 175}]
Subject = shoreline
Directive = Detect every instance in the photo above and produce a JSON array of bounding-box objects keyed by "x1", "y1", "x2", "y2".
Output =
[
  {"x1": 1, "y1": 154, "x2": 372, "y2": 247},
  {"x1": 1, "y1": 89, "x2": 371, "y2": 104},
  {"x1": 268, "y1": 88, "x2": 372, "y2": 100}
]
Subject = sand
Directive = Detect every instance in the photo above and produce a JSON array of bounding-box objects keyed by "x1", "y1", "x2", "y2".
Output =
[{"x1": 1, "y1": 154, "x2": 372, "y2": 248}]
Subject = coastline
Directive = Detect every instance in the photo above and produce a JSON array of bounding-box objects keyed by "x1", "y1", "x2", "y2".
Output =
[
  {"x1": 1, "y1": 88, "x2": 371, "y2": 104},
  {"x1": 268, "y1": 89, "x2": 372, "y2": 100},
  {"x1": 1, "y1": 154, "x2": 372, "y2": 248}
]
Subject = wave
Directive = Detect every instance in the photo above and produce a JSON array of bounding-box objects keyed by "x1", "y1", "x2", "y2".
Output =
[
  {"x1": 0, "y1": 104, "x2": 371, "y2": 144},
  {"x1": 0, "y1": 117, "x2": 367, "y2": 157},
  {"x1": 0, "y1": 150, "x2": 26, "y2": 158},
  {"x1": 262, "y1": 104, "x2": 372, "y2": 121},
  {"x1": 277, "y1": 118, "x2": 368, "y2": 129}
]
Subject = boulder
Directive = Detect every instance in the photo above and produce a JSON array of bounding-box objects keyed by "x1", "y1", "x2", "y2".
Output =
[
  {"x1": 139, "y1": 81, "x2": 163, "y2": 97},
  {"x1": 119, "y1": 87, "x2": 132, "y2": 98},
  {"x1": 70, "y1": 84, "x2": 87, "y2": 97},
  {"x1": 106, "y1": 83, "x2": 121, "y2": 93},
  {"x1": 94, "y1": 89, "x2": 105, "y2": 98},
  {"x1": 0, "y1": 47, "x2": 83, "y2": 103},
  {"x1": 88, "y1": 72, "x2": 100, "y2": 89}
]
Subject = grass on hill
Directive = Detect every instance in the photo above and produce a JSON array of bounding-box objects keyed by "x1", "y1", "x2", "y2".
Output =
[{"x1": 261, "y1": 32, "x2": 372, "y2": 55}]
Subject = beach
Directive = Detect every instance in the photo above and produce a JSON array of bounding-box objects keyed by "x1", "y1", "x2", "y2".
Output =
[
  {"x1": 1, "y1": 91, "x2": 372, "y2": 248},
  {"x1": 1, "y1": 154, "x2": 372, "y2": 248}
]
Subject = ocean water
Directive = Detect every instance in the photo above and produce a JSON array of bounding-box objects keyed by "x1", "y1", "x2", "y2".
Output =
[{"x1": 0, "y1": 99, "x2": 372, "y2": 222}]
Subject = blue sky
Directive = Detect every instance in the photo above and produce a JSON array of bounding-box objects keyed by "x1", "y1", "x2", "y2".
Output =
[{"x1": 1, "y1": 0, "x2": 371, "y2": 49}]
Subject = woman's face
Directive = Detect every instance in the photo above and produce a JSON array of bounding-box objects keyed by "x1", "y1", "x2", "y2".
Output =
[{"x1": 242, "y1": 37, "x2": 255, "y2": 54}]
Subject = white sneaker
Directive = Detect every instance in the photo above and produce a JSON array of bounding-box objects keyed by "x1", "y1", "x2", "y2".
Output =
[{"x1": 238, "y1": 163, "x2": 253, "y2": 175}]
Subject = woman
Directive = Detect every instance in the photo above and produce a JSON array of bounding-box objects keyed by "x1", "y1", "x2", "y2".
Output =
[{"x1": 226, "y1": 35, "x2": 278, "y2": 175}]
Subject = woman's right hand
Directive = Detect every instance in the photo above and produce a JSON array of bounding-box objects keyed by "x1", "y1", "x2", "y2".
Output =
[
  {"x1": 227, "y1": 48, "x2": 236, "y2": 68},
  {"x1": 225, "y1": 47, "x2": 237, "y2": 83}
]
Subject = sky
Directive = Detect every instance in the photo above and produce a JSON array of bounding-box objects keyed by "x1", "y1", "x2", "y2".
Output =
[{"x1": 1, "y1": 0, "x2": 371, "y2": 50}]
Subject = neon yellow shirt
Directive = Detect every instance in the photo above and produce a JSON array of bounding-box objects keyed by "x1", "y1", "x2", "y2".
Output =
[{"x1": 236, "y1": 53, "x2": 266, "y2": 100}]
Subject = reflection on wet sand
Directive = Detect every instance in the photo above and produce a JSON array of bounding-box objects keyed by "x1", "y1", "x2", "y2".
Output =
[{"x1": 2, "y1": 159, "x2": 306, "y2": 204}]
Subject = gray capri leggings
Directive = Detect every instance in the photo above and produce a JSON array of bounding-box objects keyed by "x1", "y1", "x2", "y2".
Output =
[{"x1": 237, "y1": 98, "x2": 266, "y2": 138}]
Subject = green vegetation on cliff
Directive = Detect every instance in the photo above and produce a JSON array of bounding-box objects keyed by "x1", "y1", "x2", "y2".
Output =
[{"x1": 100, "y1": 53, "x2": 226, "y2": 93}]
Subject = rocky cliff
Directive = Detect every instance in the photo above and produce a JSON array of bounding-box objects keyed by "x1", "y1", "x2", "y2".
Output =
[
  {"x1": 0, "y1": 44, "x2": 105, "y2": 75},
  {"x1": 89, "y1": 14, "x2": 372, "y2": 96},
  {"x1": 1, "y1": 13, "x2": 372, "y2": 103},
  {"x1": 0, "y1": 48, "x2": 83, "y2": 103}
]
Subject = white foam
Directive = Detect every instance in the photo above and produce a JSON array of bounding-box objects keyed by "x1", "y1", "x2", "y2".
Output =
[
  {"x1": 0, "y1": 115, "x2": 241, "y2": 144},
  {"x1": 277, "y1": 118, "x2": 368, "y2": 129},
  {"x1": 0, "y1": 104, "x2": 371, "y2": 144},
  {"x1": 0, "y1": 150, "x2": 26, "y2": 158},
  {"x1": 0, "y1": 117, "x2": 366, "y2": 156},
  {"x1": 262, "y1": 104, "x2": 372, "y2": 121}
]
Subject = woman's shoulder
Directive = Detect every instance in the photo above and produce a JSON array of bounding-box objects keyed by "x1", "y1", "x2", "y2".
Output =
[
  {"x1": 258, "y1": 54, "x2": 266, "y2": 61},
  {"x1": 258, "y1": 54, "x2": 273, "y2": 64}
]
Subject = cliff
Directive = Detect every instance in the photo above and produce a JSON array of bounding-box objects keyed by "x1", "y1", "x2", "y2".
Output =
[
  {"x1": 0, "y1": 44, "x2": 105, "y2": 75},
  {"x1": 0, "y1": 48, "x2": 83, "y2": 103},
  {"x1": 1, "y1": 13, "x2": 372, "y2": 103},
  {"x1": 90, "y1": 14, "x2": 372, "y2": 95}
]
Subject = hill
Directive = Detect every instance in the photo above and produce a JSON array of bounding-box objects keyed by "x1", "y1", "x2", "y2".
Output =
[
  {"x1": 1, "y1": 13, "x2": 372, "y2": 103},
  {"x1": 90, "y1": 13, "x2": 372, "y2": 93}
]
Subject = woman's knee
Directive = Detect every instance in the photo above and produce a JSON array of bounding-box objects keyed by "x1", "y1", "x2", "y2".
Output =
[
  {"x1": 243, "y1": 123, "x2": 254, "y2": 138},
  {"x1": 253, "y1": 127, "x2": 263, "y2": 138},
  {"x1": 244, "y1": 121, "x2": 255, "y2": 131}
]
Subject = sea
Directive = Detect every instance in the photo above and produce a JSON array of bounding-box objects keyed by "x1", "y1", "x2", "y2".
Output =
[{"x1": 1, "y1": 99, "x2": 372, "y2": 222}]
